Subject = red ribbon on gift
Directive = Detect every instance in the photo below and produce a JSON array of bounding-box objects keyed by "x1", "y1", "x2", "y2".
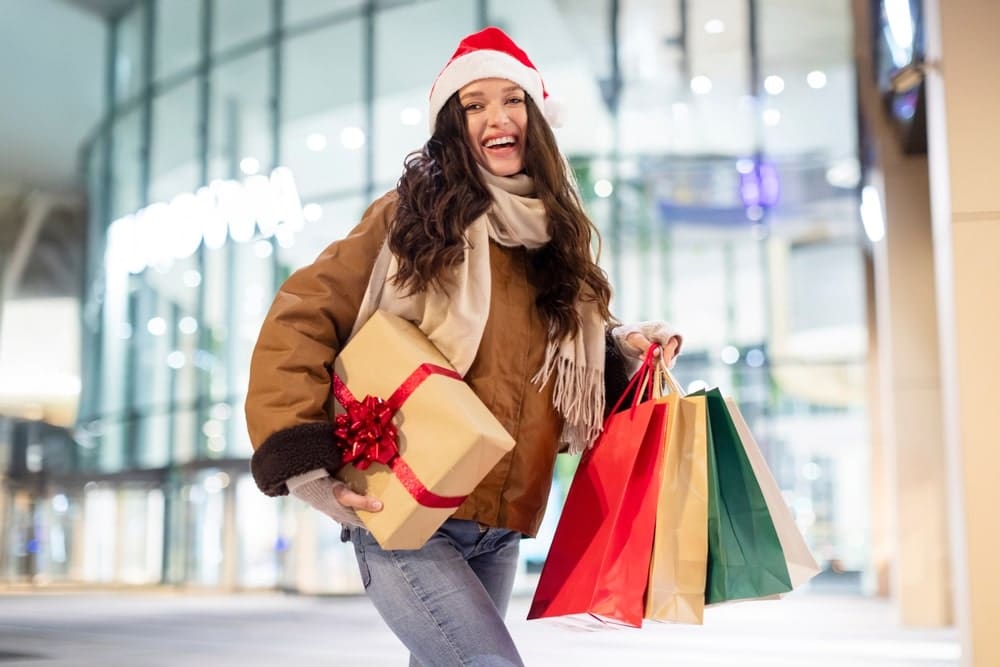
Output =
[{"x1": 332, "y1": 363, "x2": 467, "y2": 509}]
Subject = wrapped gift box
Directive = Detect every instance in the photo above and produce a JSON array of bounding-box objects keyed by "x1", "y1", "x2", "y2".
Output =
[{"x1": 333, "y1": 310, "x2": 515, "y2": 550}]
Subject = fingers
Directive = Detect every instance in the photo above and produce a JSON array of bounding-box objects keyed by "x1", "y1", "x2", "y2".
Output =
[
  {"x1": 332, "y1": 483, "x2": 383, "y2": 512},
  {"x1": 662, "y1": 336, "x2": 679, "y2": 359},
  {"x1": 625, "y1": 332, "x2": 655, "y2": 355},
  {"x1": 627, "y1": 333, "x2": 683, "y2": 360}
]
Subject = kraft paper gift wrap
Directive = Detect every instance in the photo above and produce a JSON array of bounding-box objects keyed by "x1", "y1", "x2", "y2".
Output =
[{"x1": 333, "y1": 310, "x2": 515, "y2": 550}]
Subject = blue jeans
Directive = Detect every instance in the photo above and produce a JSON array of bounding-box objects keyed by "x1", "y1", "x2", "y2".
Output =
[{"x1": 350, "y1": 519, "x2": 524, "y2": 666}]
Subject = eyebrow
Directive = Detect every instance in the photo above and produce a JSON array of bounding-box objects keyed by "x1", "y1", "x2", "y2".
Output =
[{"x1": 459, "y1": 85, "x2": 523, "y2": 101}]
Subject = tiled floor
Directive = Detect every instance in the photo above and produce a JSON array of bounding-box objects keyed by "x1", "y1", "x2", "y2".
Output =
[{"x1": 0, "y1": 590, "x2": 960, "y2": 666}]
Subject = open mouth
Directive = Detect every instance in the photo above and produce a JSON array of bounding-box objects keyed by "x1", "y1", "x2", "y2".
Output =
[{"x1": 483, "y1": 135, "x2": 518, "y2": 151}]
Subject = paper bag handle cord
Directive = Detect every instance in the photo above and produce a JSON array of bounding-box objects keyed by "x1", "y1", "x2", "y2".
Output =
[
  {"x1": 653, "y1": 358, "x2": 685, "y2": 398},
  {"x1": 605, "y1": 344, "x2": 661, "y2": 420}
]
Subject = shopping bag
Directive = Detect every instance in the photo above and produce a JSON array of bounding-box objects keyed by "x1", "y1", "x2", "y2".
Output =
[
  {"x1": 696, "y1": 388, "x2": 793, "y2": 604},
  {"x1": 528, "y1": 348, "x2": 668, "y2": 628},
  {"x1": 725, "y1": 397, "x2": 820, "y2": 588},
  {"x1": 644, "y1": 366, "x2": 709, "y2": 624}
]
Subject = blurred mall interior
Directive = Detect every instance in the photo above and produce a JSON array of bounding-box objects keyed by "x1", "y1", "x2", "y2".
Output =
[{"x1": 0, "y1": 1, "x2": 996, "y2": 665}]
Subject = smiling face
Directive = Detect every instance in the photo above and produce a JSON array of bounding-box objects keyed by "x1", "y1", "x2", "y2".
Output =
[{"x1": 459, "y1": 78, "x2": 529, "y2": 177}]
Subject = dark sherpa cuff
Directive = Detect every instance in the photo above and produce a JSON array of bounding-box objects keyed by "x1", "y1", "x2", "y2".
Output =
[{"x1": 250, "y1": 422, "x2": 344, "y2": 497}]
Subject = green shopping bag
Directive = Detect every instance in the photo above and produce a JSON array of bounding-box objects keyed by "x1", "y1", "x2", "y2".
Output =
[{"x1": 694, "y1": 388, "x2": 792, "y2": 604}]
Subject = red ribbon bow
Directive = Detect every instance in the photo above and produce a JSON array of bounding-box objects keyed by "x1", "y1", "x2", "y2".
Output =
[
  {"x1": 330, "y1": 363, "x2": 469, "y2": 509},
  {"x1": 334, "y1": 394, "x2": 398, "y2": 470}
]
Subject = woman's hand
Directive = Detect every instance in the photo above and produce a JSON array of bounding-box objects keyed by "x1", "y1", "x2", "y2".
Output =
[
  {"x1": 287, "y1": 473, "x2": 383, "y2": 526},
  {"x1": 612, "y1": 320, "x2": 683, "y2": 368},
  {"x1": 626, "y1": 332, "x2": 681, "y2": 365},
  {"x1": 332, "y1": 482, "x2": 383, "y2": 513}
]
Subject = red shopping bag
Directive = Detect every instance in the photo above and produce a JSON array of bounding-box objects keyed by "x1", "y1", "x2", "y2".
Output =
[{"x1": 528, "y1": 348, "x2": 668, "y2": 628}]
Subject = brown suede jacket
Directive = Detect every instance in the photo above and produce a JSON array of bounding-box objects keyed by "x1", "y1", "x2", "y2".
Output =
[{"x1": 245, "y1": 191, "x2": 580, "y2": 537}]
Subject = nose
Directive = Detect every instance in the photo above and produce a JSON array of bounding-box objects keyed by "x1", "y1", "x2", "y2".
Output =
[{"x1": 487, "y1": 105, "x2": 511, "y2": 126}]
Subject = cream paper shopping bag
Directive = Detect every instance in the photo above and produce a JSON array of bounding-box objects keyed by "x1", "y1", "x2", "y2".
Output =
[
  {"x1": 725, "y1": 397, "x2": 820, "y2": 588},
  {"x1": 644, "y1": 366, "x2": 710, "y2": 624}
]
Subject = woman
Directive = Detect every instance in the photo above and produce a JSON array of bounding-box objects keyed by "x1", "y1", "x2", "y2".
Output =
[{"x1": 246, "y1": 27, "x2": 680, "y2": 666}]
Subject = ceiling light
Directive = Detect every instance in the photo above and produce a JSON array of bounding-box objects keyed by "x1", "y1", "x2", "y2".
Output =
[
  {"x1": 400, "y1": 107, "x2": 421, "y2": 126},
  {"x1": 704, "y1": 19, "x2": 725, "y2": 34},
  {"x1": 306, "y1": 133, "x2": 327, "y2": 151},
  {"x1": 239, "y1": 157, "x2": 260, "y2": 176},
  {"x1": 860, "y1": 185, "x2": 886, "y2": 243},
  {"x1": 303, "y1": 203, "x2": 323, "y2": 222},
  {"x1": 807, "y1": 70, "x2": 828, "y2": 89},
  {"x1": 690, "y1": 76, "x2": 712, "y2": 95},
  {"x1": 340, "y1": 127, "x2": 366, "y2": 150},
  {"x1": 764, "y1": 75, "x2": 785, "y2": 95},
  {"x1": 594, "y1": 179, "x2": 614, "y2": 198}
]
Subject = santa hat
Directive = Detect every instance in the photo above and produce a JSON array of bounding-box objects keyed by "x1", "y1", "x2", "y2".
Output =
[{"x1": 428, "y1": 26, "x2": 565, "y2": 133}]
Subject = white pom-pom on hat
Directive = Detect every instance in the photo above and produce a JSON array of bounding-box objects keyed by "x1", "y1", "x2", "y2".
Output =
[
  {"x1": 428, "y1": 26, "x2": 563, "y2": 133},
  {"x1": 542, "y1": 95, "x2": 566, "y2": 129}
]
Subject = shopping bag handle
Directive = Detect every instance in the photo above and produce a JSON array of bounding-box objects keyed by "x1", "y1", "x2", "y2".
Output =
[
  {"x1": 652, "y1": 357, "x2": 685, "y2": 399},
  {"x1": 605, "y1": 343, "x2": 661, "y2": 418}
]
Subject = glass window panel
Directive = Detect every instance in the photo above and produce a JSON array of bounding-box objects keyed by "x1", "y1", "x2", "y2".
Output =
[
  {"x1": 236, "y1": 474, "x2": 279, "y2": 588},
  {"x1": 172, "y1": 406, "x2": 199, "y2": 464},
  {"x1": 110, "y1": 109, "x2": 143, "y2": 220},
  {"x1": 134, "y1": 287, "x2": 171, "y2": 468},
  {"x1": 79, "y1": 137, "x2": 108, "y2": 441},
  {"x1": 276, "y1": 195, "x2": 367, "y2": 271},
  {"x1": 150, "y1": 80, "x2": 200, "y2": 203},
  {"x1": 284, "y1": 0, "x2": 364, "y2": 28},
  {"x1": 98, "y1": 260, "x2": 128, "y2": 472},
  {"x1": 373, "y1": 0, "x2": 476, "y2": 183},
  {"x1": 114, "y1": 4, "x2": 145, "y2": 102},
  {"x1": 101, "y1": 109, "x2": 142, "y2": 472},
  {"x1": 755, "y1": 0, "x2": 866, "y2": 575},
  {"x1": 209, "y1": 51, "x2": 272, "y2": 180},
  {"x1": 213, "y1": 0, "x2": 271, "y2": 55},
  {"x1": 732, "y1": 238, "x2": 766, "y2": 344},
  {"x1": 670, "y1": 235, "x2": 728, "y2": 349},
  {"x1": 758, "y1": 0, "x2": 855, "y2": 160},
  {"x1": 203, "y1": 244, "x2": 232, "y2": 407},
  {"x1": 155, "y1": 0, "x2": 201, "y2": 80},
  {"x1": 227, "y1": 240, "x2": 273, "y2": 457},
  {"x1": 281, "y1": 21, "x2": 365, "y2": 200},
  {"x1": 188, "y1": 471, "x2": 225, "y2": 585}
]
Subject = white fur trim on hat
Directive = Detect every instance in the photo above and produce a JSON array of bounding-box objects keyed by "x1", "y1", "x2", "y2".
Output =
[{"x1": 428, "y1": 50, "x2": 545, "y2": 133}]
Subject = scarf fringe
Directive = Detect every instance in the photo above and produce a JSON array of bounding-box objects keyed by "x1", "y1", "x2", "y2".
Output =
[{"x1": 532, "y1": 344, "x2": 605, "y2": 455}]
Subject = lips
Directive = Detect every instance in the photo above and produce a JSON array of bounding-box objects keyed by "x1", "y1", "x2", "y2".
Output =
[{"x1": 483, "y1": 135, "x2": 518, "y2": 149}]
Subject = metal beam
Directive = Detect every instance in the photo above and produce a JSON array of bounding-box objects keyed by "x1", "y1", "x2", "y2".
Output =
[{"x1": 2, "y1": 193, "x2": 53, "y2": 301}]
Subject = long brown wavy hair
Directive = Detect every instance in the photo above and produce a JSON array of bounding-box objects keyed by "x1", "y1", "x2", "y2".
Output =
[{"x1": 390, "y1": 93, "x2": 613, "y2": 341}]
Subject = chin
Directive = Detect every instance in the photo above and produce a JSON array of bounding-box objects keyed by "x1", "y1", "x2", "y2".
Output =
[{"x1": 487, "y1": 162, "x2": 523, "y2": 177}]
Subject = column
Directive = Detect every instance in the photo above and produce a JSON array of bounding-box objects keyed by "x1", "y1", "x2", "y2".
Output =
[
  {"x1": 923, "y1": 0, "x2": 1000, "y2": 664},
  {"x1": 851, "y1": 0, "x2": 951, "y2": 626}
]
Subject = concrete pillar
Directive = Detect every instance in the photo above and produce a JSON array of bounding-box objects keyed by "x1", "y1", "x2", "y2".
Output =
[
  {"x1": 851, "y1": 0, "x2": 951, "y2": 626},
  {"x1": 923, "y1": 1, "x2": 1000, "y2": 664}
]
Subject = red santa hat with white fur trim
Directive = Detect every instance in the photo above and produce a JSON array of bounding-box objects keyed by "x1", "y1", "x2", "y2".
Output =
[{"x1": 428, "y1": 26, "x2": 565, "y2": 133}]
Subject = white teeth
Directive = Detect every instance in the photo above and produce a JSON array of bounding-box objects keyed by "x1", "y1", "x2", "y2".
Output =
[{"x1": 485, "y1": 136, "x2": 515, "y2": 148}]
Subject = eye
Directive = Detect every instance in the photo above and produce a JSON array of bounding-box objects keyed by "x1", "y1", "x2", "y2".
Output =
[
  {"x1": 506, "y1": 96, "x2": 524, "y2": 105},
  {"x1": 463, "y1": 102, "x2": 483, "y2": 112}
]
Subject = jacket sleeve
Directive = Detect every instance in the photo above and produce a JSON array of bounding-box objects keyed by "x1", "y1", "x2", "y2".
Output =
[{"x1": 246, "y1": 192, "x2": 396, "y2": 496}]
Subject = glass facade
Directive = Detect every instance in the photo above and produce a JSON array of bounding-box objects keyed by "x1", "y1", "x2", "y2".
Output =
[{"x1": 3, "y1": 0, "x2": 867, "y2": 592}]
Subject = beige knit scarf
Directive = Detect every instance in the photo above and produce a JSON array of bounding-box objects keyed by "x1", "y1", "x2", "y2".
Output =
[{"x1": 350, "y1": 168, "x2": 606, "y2": 453}]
